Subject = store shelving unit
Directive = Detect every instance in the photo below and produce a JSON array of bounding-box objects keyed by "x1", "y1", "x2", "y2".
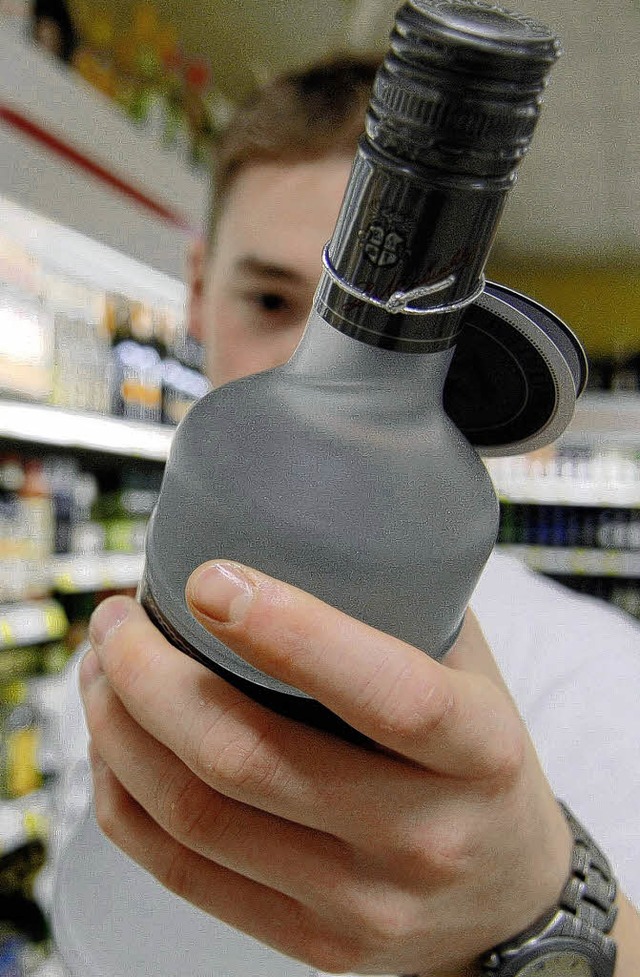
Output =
[
  {"x1": 1, "y1": 385, "x2": 639, "y2": 598},
  {"x1": 482, "y1": 409, "x2": 640, "y2": 620},
  {"x1": 49, "y1": 552, "x2": 144, "y2": 594},
  {"x1": 0, "y1": 600, "x2": 68, "y2": 651},
  {"x1": 0, "y1": 27, "x2": 209, "y2": 280},
  {"x1": 497, "y1": 545, "x2": 640, "y2": 579},
  {"x1": 0, "y1": 38, "x2": 200, "y2": 958},
  {"x1": 0, "y1": 399, "x2": 174, "y2": 461}
]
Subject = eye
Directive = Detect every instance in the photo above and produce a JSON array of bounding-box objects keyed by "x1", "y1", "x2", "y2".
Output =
[{"x1": 257, "y1": 291, "x2": 288, "y2": 312}]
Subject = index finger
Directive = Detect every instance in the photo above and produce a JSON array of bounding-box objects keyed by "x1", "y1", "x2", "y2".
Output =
[{"x1": 186, "y1": 561, "x2": 522, "y2": 778}]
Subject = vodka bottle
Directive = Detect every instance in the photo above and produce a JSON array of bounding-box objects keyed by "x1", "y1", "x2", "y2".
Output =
[{"x1": 141, "y1": 0, "x2": 575, "y2": 737}]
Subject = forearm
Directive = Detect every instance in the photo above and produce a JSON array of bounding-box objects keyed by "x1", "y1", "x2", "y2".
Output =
[{"x1": 613, "y1": 892, "x2": 640, "y2": 977}]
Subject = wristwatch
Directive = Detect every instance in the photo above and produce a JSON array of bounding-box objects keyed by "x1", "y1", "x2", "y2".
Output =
[{"x1": 480, "y1": 801, "x2": 618, "y2": 976}]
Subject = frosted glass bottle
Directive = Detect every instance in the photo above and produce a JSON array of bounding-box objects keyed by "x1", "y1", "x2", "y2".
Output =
[{"x1": 140, "y1": 0, "x2": 572, "y2": 738}]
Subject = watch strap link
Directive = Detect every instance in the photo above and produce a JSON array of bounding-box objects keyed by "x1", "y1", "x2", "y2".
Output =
[{"x1": 558, "y1": 800, "x2": 618, "y2": 934}]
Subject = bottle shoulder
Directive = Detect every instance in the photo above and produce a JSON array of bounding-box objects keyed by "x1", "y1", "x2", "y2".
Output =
[
  {"x1": 173, "y1": 364, "x2": 467, "y2": 439},
  {"x1": 164, "y1": 368, "x2": 493, "y2": 519}
]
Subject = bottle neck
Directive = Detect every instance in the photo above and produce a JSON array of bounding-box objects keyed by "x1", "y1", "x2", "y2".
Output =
[
  {"x1": 314, "y1": 140, "x2": 512, "y2": 353},
  {"x1": 285, "y1": 307, "x2": 455, "y2": 408}
]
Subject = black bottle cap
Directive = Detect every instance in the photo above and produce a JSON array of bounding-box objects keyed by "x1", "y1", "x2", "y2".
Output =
[
  {"x1": 444, "y1": 282, "x2": 589, "y2": 455},
  {"x1": 367, "y1": 0, "x2": 562, "y2": 177}
]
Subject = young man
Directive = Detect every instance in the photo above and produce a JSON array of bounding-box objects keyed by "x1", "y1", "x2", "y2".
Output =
[{"x1": 55, "y1": 57, "x2": 640, "y2": 977}]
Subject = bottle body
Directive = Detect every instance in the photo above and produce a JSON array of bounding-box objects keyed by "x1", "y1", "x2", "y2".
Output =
[{"x1": 140, "y1": 311, "x2": 499, "y2": 735}]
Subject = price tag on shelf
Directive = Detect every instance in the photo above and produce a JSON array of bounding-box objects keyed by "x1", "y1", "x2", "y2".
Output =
[
  {"x1": 55, "y1": 572, "x2": 77, "y2": 594},
  {"x1": 601, "y1": 550, "x2": 622, "y2": 577},
  {"x1": 568, "y1": 548, "x2": 588, "y2": 576},
  {"x1": 0, "y1": 601, "x2": 68, "y2": 650},
  {"x1": 0, "y1": 619, "x2": 14, "y2": 647},
  {"x1": 44, "y1": 603, "x2": 68, "y2": 639}
]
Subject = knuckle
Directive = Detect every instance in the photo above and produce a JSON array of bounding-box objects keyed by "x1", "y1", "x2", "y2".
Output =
[
  {"x1": 433, "y1": 823, "x2": 481, "y2": 880},
  {"x1": 394, "y1": 819, "x2": 476, "y2": 884},
  {"x1": 94, "y1": 778, "x2": 125, "y2": 846},
  {"x1": 341, "y1": 887, "x2": 414, "y2": 956},
  {"x1": 380, "y1": 679, "x2": 455, "y2": 745},
  {"x1": 426, "y1": 826, "x2": 474, "y2": 878},
  {"x1": 194, "y1": 701, "x2": 286, "y2": 797},
  {"x1": 355, "y1": 656, "x2": 411, "y2": 725},
  {"x1": 303, "y1": 932, "x2": 367, "y2": 975},
  {"x1": 161, "y1": 847, "x2": 195, "y2": 901},
  {"x1": 215, "y1": 731, "x2": 279, "y2": 791},
  {"x1": 485, "y1": 722, "x2": 528, "y2": 787},
  {"x1": 154, "y1": 766, "x2": 212, "y2": 842}
]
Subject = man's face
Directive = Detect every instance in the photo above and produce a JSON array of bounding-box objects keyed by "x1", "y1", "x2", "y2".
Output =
[{"x1": 200, "y1": 156, "x2": 353, "y2": 387}]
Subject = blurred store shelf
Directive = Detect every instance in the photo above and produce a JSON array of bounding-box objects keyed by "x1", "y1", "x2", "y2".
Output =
[
  {"x1": 0, "y1": 600, "x2": 68, "y2": 651},
  {"x1": 0, "y1": 399, "x2": 174, "y2": 460},
  {"x1": 0, "y1": 29, "x2": 208, "y2": 279},
  {"x1": 562, "y1": 392, "x2": 640, "y2": 449},
  {"x1": 0, "y1": 554, "x2": 143, "y2": 611},
  {"x1": 50, "y1": 553, "x2": 143, "y2": 593},
  {"x1": 497, "y1": 545, "x2": 640, "y2": 578}
]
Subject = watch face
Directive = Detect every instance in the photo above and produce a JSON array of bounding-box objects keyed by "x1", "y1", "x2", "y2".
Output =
[{"x1": 517, "y1": 951, "x2": 592, "y2": 975}]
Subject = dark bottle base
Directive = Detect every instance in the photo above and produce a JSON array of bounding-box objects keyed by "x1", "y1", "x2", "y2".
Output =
[{"x1": 139, "y1": 579, "x2": 372, "y2": 747}]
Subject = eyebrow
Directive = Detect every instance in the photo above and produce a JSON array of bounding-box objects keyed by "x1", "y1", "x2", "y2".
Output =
[{"x1": 234, "y1": 255, "x2": 308, "y2": 284}]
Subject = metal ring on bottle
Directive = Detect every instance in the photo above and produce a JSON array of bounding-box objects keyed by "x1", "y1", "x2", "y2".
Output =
[{"x1": 321, "y1": 246, "x2": 486, "y2": 316}]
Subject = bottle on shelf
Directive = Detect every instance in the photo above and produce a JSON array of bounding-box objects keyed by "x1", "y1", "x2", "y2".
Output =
[
  {"x1": 0, "y1": 834, "x2": 51, "y2": 977},
  {"x1": 0, "y1": 682, "x2": 43, "y2": 800},
  {"x1": 0, "y1": 457, "x2": 54, "y2": 603},
  {"x1": 498, "y1": 501, "x2": 640, "y2": 552},
  {"x1": 107, "y1": 294, "x2": 161, "y2": 423},
  {"x1": 45, "y1": 275, "x2": 112, "y2": 415},
  {"x1": 0, "y1": 233, "x2": 53, "y2": 405}
]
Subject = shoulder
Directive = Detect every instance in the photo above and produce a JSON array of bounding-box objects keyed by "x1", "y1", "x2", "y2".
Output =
[{"x1": 472, "y1": 550, "x2": 640, "y2": 902}]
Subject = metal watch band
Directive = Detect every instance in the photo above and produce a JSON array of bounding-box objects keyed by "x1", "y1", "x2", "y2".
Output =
[
  {"x1": 557, "y1": 800, "x2": 618, "y2": 934},
  {"x1": 480, "y1": 799, "x2": 618, "y2": 974}
]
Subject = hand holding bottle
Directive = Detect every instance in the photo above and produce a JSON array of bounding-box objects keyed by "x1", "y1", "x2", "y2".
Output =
[{"x1": 80, "y1": 567, "x2": 577, "y2": 977}]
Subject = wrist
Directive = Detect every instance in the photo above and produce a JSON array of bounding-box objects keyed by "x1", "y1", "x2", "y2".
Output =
[
  {"x1": 476, "y1": 800, "x2": 619, "y2": 976},
  {"x1": 409, "y1": 890, "x2": 640, "y2": 977}
]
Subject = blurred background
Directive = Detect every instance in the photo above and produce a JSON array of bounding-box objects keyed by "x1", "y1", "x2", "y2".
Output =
[{"x1": 0, "y1": 1, "x2": 638, "y2": 973}]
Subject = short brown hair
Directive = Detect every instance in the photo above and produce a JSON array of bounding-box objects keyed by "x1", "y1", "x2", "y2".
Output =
[{"x1": 208, "y1": 53, "x2": 381, "y2": 237}]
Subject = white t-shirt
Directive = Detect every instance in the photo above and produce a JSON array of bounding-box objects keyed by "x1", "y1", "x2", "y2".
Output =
[{"x1": 50, "y1": 551, "x2": 640, "y2": 976}]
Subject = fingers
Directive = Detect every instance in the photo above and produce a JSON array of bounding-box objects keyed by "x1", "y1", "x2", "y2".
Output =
[
  {"x1": 184, "y1": 561, "x2": 524, "y2": 779},
  {"x1": 87, "y1": 746, "x2": 351, "y2": 973},
  {"x1": 84, "y1": 597, "x2": 431, "y2": 843},
  {"x1": 81, "y1": 649, "x2": 353, "y2": 907},
  {"x1": 88, "y1": 739, "x2": 475, "y2": 977}
]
